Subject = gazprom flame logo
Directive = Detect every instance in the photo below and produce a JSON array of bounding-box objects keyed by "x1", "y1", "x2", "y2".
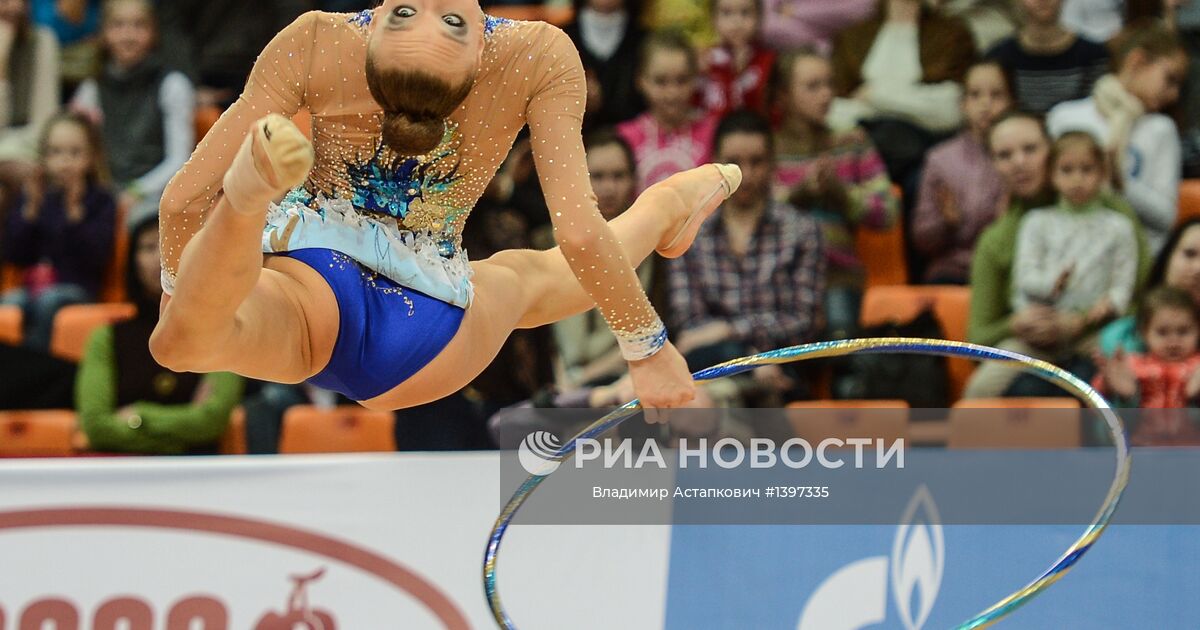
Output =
[
  {"x1": 518, "y1": 431, "x2": 562, "y2": 475},
  {"x1": 797, "y1": 486, "x2": 944, "y2": 629}
]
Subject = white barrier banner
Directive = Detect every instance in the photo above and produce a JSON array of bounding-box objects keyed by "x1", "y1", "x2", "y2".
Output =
[{"x1": 0, "y1": 454, "x2": 671, "y2": 630}]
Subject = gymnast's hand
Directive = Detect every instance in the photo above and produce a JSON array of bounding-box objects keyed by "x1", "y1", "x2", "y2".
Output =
[{"x1": 628, "y1": 341, "x2": 696, "y2": 424}]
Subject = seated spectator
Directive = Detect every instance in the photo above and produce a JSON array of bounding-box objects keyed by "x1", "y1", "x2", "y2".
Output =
[
  {"x1": 912, "y1": 59, "x2": 1012, "y2": 284},
  {"x1": 1, "y1": 112, "x2": 116, "y2": 351},
  {"x1": 1061, "y1": 0, "x2": 1125, "y2": 42},
  {"x1": 669, "y1": 110, "x2": 825, "y2": 403},
  {"x1": 771, "y1": 49, "x2": 896, "y2": 340},
  {"x1": 759, "y1": 0, "x2": 876, "y2": 56},
  {"x1": 0, "y1": 0, "x2": 58, "y2": 174},
  {"x1": 551, "y1": 129, "x2": 670, "y2": 389},
  {"x1": 75, "y1": 215, "x2": 243, "y2": 455},
  {"x1": 1093, "y1": 287, "x2": 1200, "y2": 444},
  {"x1": 965, "y1": 113, "x2": 1150, "y2": 397},
  {"x1": 71, "y1": 0, "x2": 194, "y2": 225},
  {"x1": 31, "y1": 0, "x2": 98, "y2": 92},
  {"x1": 1095, "y1": 286, "x2": 1200, "y2": 405},
  {"x1": 1012, "y1": 133, "x2": 1138, "y2": 332},
  {"x1": 159, "y1": 0, "x2": 313, "y2": 109},
  {"x1": 828, "y1": 0, "x2": 975, "y2": 206},
  {"x1": 618, "y1": 31, "x2": 717, "y2": 192},
  {"x1": 987, "y1": 0, "x2": 1109, "y2": 115},
  {"x1": 1048, "y1": 20, "x2": 1187, "y2": 254},
  {"x1": 1100, "y1": 218, "x2": 1200, "y2": 355},
  {"x1": 699, "y1": 0, "x2": 774, "y2": 117},
  {"x1": 829, "y1": 0, "x2": 975, "y2": 135},
  {"x1": 563, "y1": 0, "x2": 646, "y2": 129},
  {"x1": 1139, "y1": 0, "x2": 1200, "y2": 177}
]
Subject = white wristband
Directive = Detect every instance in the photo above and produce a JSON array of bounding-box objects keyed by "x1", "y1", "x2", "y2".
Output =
[{"x1": 616, "y1": 318, "x2": 668, "y2": 362}]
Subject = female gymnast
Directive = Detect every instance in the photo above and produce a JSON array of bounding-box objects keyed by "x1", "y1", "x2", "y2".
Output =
[{"x1": 148, "y1": 0, "x2": 741, "y2": 421}]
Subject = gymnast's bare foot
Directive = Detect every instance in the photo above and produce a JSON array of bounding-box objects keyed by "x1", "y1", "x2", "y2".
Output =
[
  {"x1": 224, "y1": 113, "x2": 314, "y2": 213},
  {"x1": 656, "y1": 163, "x2": 741, "y2": 259}
]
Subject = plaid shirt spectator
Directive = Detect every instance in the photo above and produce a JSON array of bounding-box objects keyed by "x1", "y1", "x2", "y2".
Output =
[{"x1": 669, "y1": 200, "x2": 826, "y2": 351}]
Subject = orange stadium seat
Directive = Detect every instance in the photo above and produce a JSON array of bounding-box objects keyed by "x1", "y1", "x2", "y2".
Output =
[
  {"x1": 856, "y1": 221, "x2": 908, "y2": 289},
  {"x1": 0, "y1": 410, "x2": 77, "y2": 457},
  {"x1": 49, "y1": 303, "x2": 137, "y2": 362},
  {"x1": 860, "y1": 285, "x2": 974, "y2": 401},
  {"x1": 1178, "y1": 179, "x2": 1200, "y2": 226},
  {"x1": 194, "y1": 105, "x2": 223, "y2": 142},
  {"x1": 279, "y1": 405, "x2": 396, "y2": 454},
  {"x1": 0, "y1": 261, "x2": 18, "y2": 293},
  {"x1": 947, "y1": 398, "x2": 1081, "y2": 448},
  {"x1": 785, "y1": 400, "x2": 909, "y2": 443},
  {"x1": 100, "y1": 201, "x2": 130, "y2": 303},
  {"x1": 0, "y1": 305, "x2": 20, "y2": 345},
  {"x1": 219, "y1": 406, "x2": 247, "y2": 455},
  {"x1": 855, "y1": 185, "x2": 908, "y2": 288}
]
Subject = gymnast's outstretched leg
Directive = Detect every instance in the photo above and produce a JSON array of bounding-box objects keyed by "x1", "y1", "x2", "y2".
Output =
[
  {"x1": 149, "y1": 115, "x2": 336, "y2": 383},
  {"x1": 363, "y1": 164, "x2": 740, "y2": 410}
]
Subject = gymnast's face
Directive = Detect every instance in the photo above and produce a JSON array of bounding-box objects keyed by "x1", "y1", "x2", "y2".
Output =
[{"x1": 368, "y1": 0, "x2": 485, "y2": 86}]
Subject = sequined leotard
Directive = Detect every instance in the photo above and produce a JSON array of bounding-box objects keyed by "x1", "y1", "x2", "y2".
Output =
[{"x1": 159, "y1": 10, "x2": 668, "y2": 379}]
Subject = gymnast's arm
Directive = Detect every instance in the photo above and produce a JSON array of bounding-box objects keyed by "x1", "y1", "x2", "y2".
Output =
[
  {"x1": 524, "y1": 27, "x2": 691, "y2": 404},
  {"x1": 156, "y1": 11, "x2": 317, "y2": 294}
]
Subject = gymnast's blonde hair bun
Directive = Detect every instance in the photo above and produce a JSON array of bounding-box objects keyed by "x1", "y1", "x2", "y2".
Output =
[{"x1": 381, "y1": 111, "x2": 445, "y2": 156}]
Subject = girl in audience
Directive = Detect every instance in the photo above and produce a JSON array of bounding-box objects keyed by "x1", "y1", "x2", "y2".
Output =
[
  {"x1": 986, "y1": 0, "x2": 1109, "y2": 115},
  {"x1": 912, "y1": 59, "x2": 1012, "y2": 284},
  {"x1": 72, "y1": 0, "x2": 194, "y2": 224},
  {"x1": 770, "y1": 48, "x2": 896, "y2": 341},
  {"x1": 1, "y1": 112, "x2": 116, "y2": 351},
  {"x1": 75, "y1": 215, "x2": 243, "y2": 455},
  {"x1": 964, "y1": 113, "x2": 1150, "y2": 397},
  {"x1": 1094, "y1": 286, "x2": 1200, "y2": 409},
  {"x1": 699, "y1": 0, "x2": 774, "y2": 117},
  {"x1": 563, "y1": 0, "x2": 646, "y2": 128},
  {"x1": 618, "y1": 31, "x2": 718, "y2": 192},
  {"x1": 1093, "y1": 286, "x2": 1200, "y2": 445},
  {"x1": 1011, "y1": 132, "x2": 1138, "y2": 328},
  {"x1": 0, "y1": 0, "x2": 58, "y2": 176},
  {"x1": 1100, "y1": 218, "x2": 1200, "y2": 354},
  {"x1": 1047, "y1": 20, "x2": 1187, "y2": 254}
]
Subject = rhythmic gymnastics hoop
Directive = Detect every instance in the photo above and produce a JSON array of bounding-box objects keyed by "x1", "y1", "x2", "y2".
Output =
[{"x1": 483, "y1": 338, "x2": 1131, "y2": 629}]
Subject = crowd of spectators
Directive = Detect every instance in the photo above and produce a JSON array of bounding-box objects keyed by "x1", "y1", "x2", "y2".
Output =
[{"x1": 3, "y1": 0, "x2": 1200, "y2": 454}]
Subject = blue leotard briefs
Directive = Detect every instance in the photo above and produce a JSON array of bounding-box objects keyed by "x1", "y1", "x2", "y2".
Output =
[{"x1": 282, "y1": 248, "x2": 465, "y2": 401}]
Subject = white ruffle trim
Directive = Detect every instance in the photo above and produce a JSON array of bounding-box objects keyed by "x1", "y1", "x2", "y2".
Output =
[
  {"x1": 158, "y1": 193, "x2": 475, "y2": 307},
  {"x1": 262, "y1": 192, "x2": 475, "y2": 307}
]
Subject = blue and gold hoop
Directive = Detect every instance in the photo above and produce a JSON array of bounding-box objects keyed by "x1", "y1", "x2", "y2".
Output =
[{"x1": 483, "y1": 338, "x2": 1131, "y2": 629}]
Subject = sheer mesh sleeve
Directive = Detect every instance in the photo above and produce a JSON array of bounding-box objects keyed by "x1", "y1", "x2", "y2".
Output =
[
  {"x1": 158, "y1": 12, "x2": 316, "y2": 293},
  {"x1": 526, "y1": 28, "x2": 667, "y2": 360}
]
